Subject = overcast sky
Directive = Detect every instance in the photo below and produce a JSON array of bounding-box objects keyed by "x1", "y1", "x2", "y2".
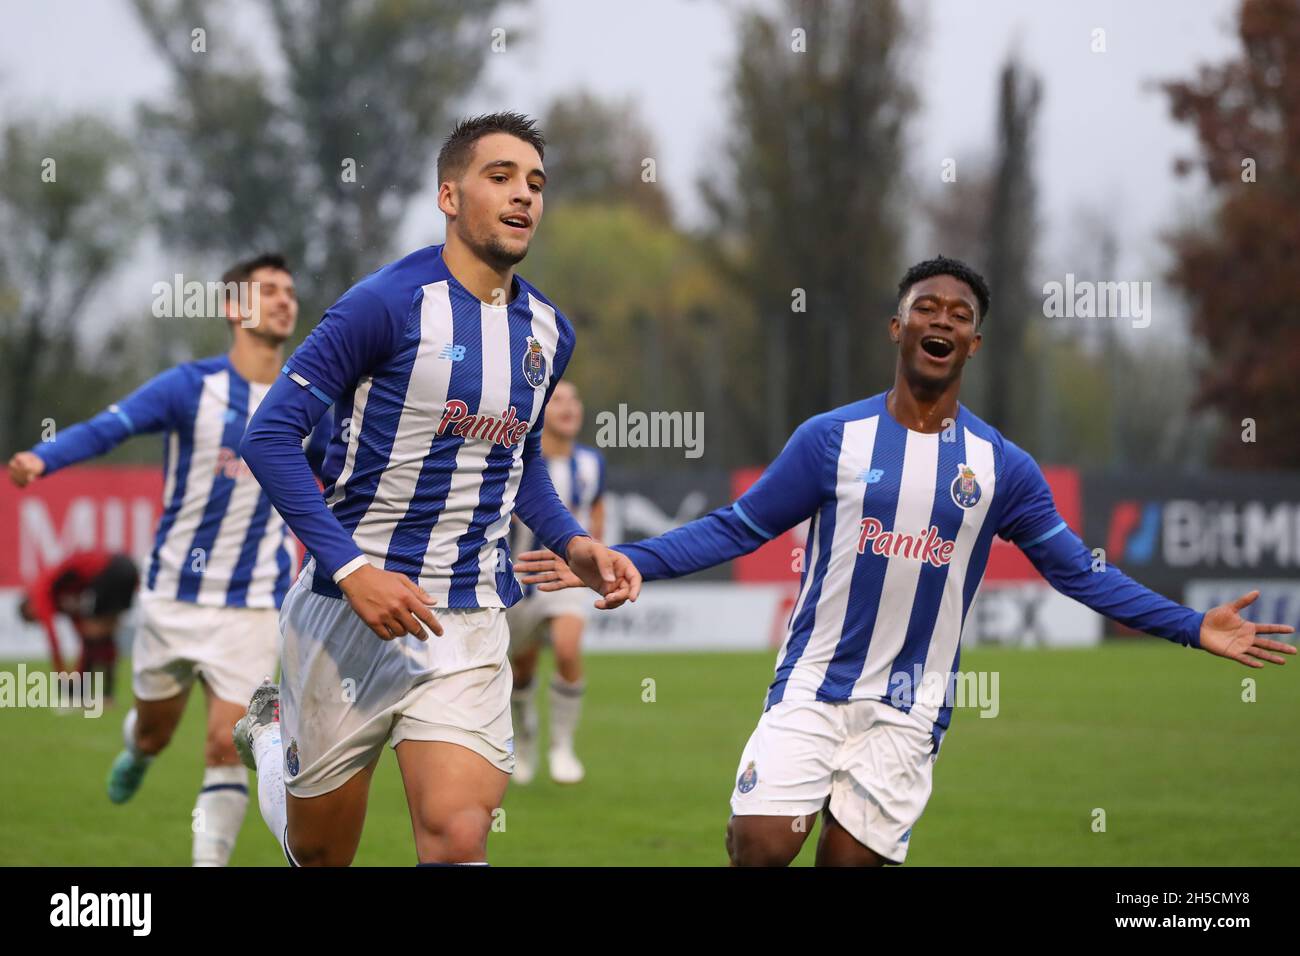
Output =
[{"x1": 0, "y1": 0, "x2": 1240, "y2": 330}]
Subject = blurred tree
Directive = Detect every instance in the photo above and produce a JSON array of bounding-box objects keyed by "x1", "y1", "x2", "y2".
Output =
[
  {"x1": 522, "y1": 201, "x2": 763, "y2": 468},
  {"x1": 0, "y1": 115, "x2": 145, "y2": 456},
  {"x1": 131, "y1": 0, "x2": 518, "y2": 326},
  {"x1": 1163, "y1": 0, "x2": 1300, "y2": 468},
  {"x1": 929, "y1": 183, "x2": 1213, "y2": 470},
  {"x1": 923, "y1": 54, "x2": 1041, "y2": 447},
  {"x1": 923, "y1": 159, "x2": 994, "y2": 413},
  {"x1": 702, "y1": 0, "x2": 916, "y2": 455},
  {"x1": 541, "y1": 92, "x2": 674, "y2": 226},
  {"x1": 982, "y1": 57, "x2": 1041, "y2": 442},
  {"x1": 525, "y1": 93, "x2": 760, "y2": 466}
]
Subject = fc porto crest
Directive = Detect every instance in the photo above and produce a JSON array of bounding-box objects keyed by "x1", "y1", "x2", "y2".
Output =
[
  {"x1": 737, "y1": 760, "x2": 758, "y2": 794},
  {"x1": 522, "y1": 336, "x2": 547, "y2": 388},
  {"x1": 286, "y1": 738, "x2": 300, "y2": 778},
  {"x1": 950, "y1": 462, "x2": 982, "y2": 510}
]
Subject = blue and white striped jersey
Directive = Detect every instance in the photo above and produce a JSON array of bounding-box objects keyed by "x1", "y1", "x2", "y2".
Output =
[
  {"x1": 752, "y1": 395, "x2": 1037, "y2": 732},
  {"x1": 615, "y1": 391, "x2": 1202, "y2": 749},
  {"x1": 31, "y1": 355, "x2": 314, "y2": 609},
  {"x1": 254, "y1": 243, "x2": 586, "y2": 608}
]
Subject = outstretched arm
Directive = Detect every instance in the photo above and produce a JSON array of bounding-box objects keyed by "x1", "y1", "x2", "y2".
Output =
[
  {"x1": 1022, "y1": 524, "x2": 1204, "y2": 646},
  {"x1": 609, "y1": 504, "x2": 772, "y2": 581},
  {"x1": 9, "y1": 368, "x2": 182, "y2": 485},
  {"x1": 519, "y1": 413, "x2": 831, "y2": 586},
  {"x1": 1003, "y1": 445, "x2": 1294, "y2": 664},
  {"x1": 1025, "y1": 528, "x2": 1294, "y2": 665},
  {"x1": 516, "y1": 502, "x2": 773, "y2": 588}
]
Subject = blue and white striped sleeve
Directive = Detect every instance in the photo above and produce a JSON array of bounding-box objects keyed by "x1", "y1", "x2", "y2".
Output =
[
  {"x1": 30, "y1": 367, "x2": 183, "y2": 475},
  {"x1": 612, "y1": 414, "x2": 831, "y2": 581}
]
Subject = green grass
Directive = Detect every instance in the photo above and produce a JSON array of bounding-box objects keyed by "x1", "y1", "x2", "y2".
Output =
[{"x1": 0, "y1": 641, "x2": 1296, "y2": 866}]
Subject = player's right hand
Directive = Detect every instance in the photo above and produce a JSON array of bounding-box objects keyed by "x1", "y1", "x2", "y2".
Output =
[
  {"x1": 7, "y1": 451, "x2": 46, "y2": 487},
  {"x1": 338, "y1": 563, "x2": 443, "y2": 641}
]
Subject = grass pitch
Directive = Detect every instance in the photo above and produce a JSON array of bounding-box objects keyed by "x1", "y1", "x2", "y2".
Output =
[{"x1": 1, "y1": 641, "x2": 1295, "y2": 866}]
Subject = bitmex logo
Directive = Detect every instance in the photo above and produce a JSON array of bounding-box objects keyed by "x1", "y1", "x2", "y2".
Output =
[
  {"x1": 1107, "y1": 499, "x2": 1162, "y2": 564},
  {"x1": 1107, "y1": 498, "x2": 1300, "y2": 568},
  {"x1": 50, "y1": 886, "x2": 151, "y2": 936}
]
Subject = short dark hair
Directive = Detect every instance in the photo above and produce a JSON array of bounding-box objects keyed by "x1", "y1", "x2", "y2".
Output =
[
  {"x1": 437, "y1": 111, "x2": 545, "y2": 185},
  {"x1": 222, "y1": 252, "x2": 291, "y2": 288},
  {"x1": 897, "y1": 256, "x2": 991, "y2": 324}
]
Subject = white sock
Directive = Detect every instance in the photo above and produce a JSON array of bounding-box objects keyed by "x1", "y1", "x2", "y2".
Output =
[
  {"x1": 121, "y1": 708, "x2": 153, "y2": 765},
  {"x1": 250, "y1": 723, "x2": 293, "y2": 863},
  {"x1": 511, "y1": 682, "x2": 538, "y2": 743},
  {"x1": 549, "y1": 675, "x2": 585, "y2": 751},
  {"x1": 193, "y1": 765, "x2": 249, "y2": 867}
]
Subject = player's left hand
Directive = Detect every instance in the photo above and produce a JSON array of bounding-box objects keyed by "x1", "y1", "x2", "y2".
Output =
[{"x1": 1198, "y1": 590, "x2": 1296, "y2": 668}]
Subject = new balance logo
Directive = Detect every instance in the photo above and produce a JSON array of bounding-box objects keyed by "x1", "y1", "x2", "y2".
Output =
[
  {"x1": 439, "y1": 343, "x2": 466, "y2": 361},
  {"x1": 857, "y1": 468, "x2": 884, "y2": 484}
]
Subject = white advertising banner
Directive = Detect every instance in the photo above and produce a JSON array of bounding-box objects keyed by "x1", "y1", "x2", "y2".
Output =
[
  {"x1": 961, "y1": 583, "x2": 1103, "y2": 648},
  {"x1": 583, "y1": 582, "x2": 792, "y2": 653}
]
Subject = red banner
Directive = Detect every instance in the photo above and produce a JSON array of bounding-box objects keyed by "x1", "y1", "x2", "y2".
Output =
[{"x1": 0, "y1": 467, "x2": 163, "y2": 588}]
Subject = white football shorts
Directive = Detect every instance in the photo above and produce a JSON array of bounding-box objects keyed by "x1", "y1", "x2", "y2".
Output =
[
  {"x1": 131, "y1": 590, "x2": 279, "y2": 704},
  {"x1": 729, "y1": 697, "x2": 938, "y2": 863},
  {"x1": 278, "y1": 562, "x2": 515, "y2": 798}
]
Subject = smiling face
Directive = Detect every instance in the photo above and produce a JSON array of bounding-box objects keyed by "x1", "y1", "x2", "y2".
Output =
[
  {"x1": 890, "y1": 273, "x2": 982, "y2": 390},
  {"x1": 246, "y1": 266, "x2": 298, "y2": 342},
  {"x1": 439, "y1": 132, "x2": 545, "y2": 271},
  {"x1": 227, "y1": 265, "x2": 298, "y2": 344}
]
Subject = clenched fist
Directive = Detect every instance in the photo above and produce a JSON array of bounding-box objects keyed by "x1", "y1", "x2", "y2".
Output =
[{"x1": 8, "y1": 452, "x2": 46, "y2": 488}]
